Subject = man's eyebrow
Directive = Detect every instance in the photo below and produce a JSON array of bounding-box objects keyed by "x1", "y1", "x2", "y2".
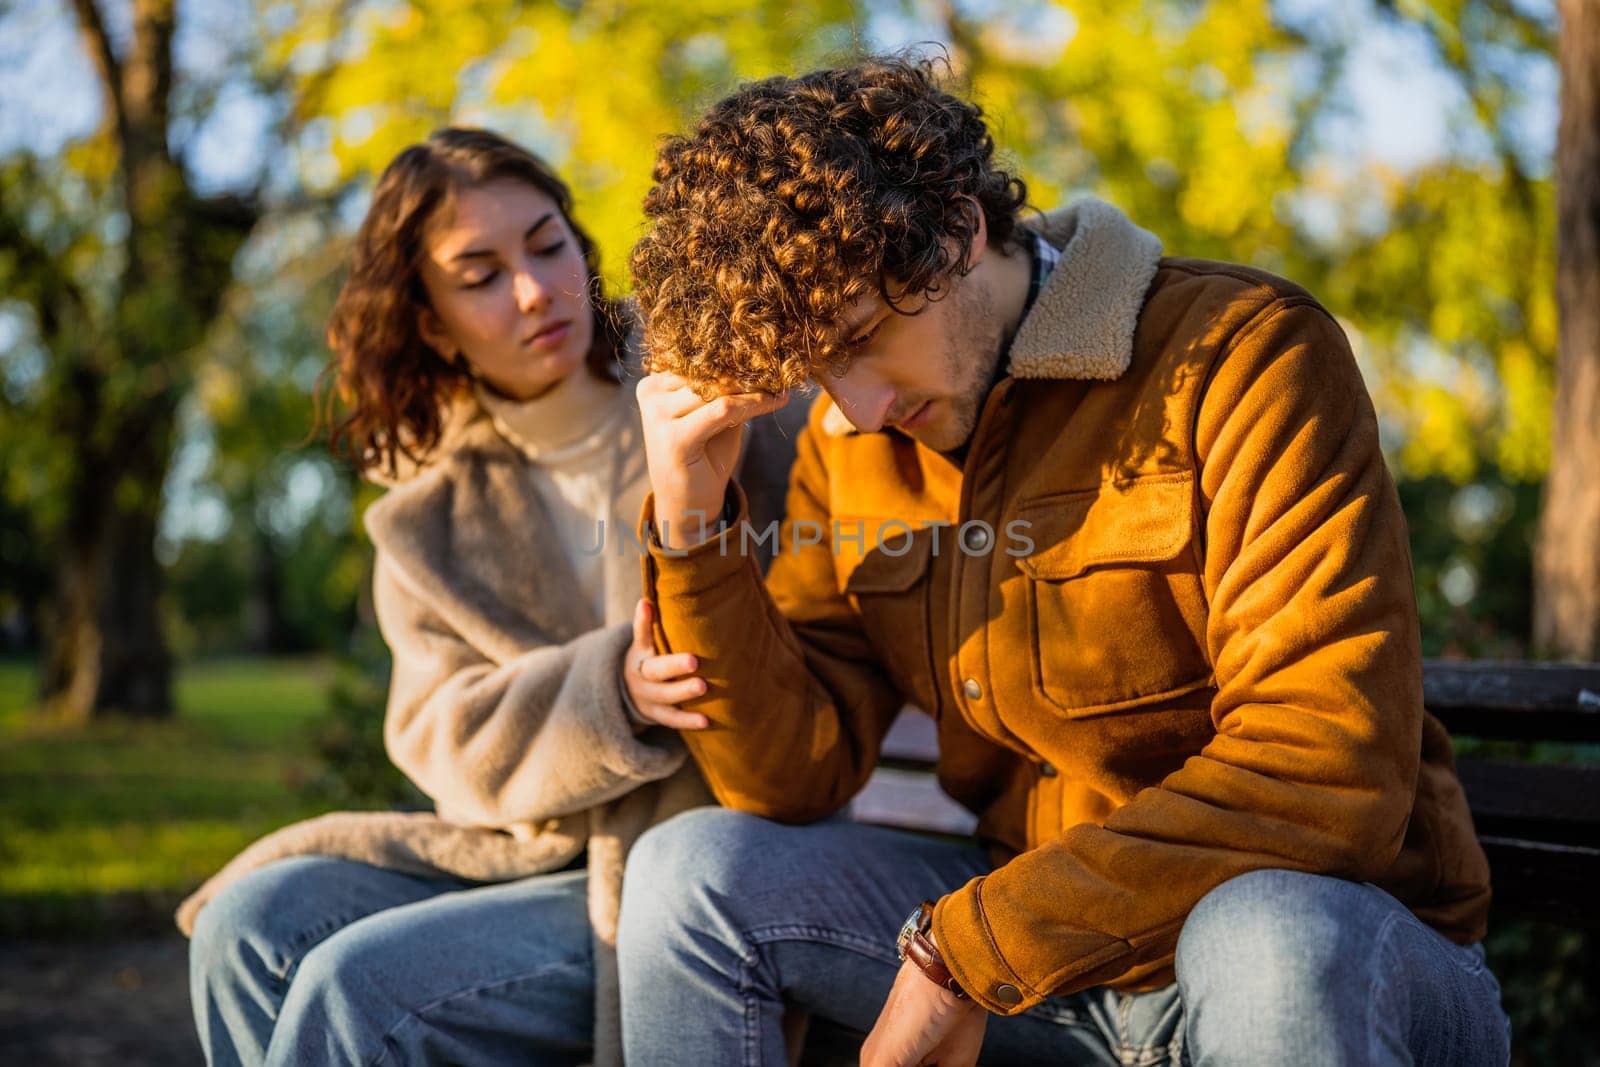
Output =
[
  {"x1": 448, "y1": 213, "x2": 556, "y2": 263},
  {"x1": 844, "y1": 308, "x2": 886, "y2": 341}
]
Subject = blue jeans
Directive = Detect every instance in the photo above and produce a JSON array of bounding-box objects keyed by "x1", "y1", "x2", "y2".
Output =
[
  {"x1": 188, "y1": 856, "x2": 593, "y2": 1066},
  {"x1": 617, "y1": 809, "x2": 1511, "y2": 1066}
]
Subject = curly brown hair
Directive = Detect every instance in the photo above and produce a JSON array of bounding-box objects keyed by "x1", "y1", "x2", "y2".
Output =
[
  {"x1": 323, "y1": 127, "x2": 628, "y2": 476},
  {"x1": 631, "y1": 54, "x2": 1026, "y2": 396}
]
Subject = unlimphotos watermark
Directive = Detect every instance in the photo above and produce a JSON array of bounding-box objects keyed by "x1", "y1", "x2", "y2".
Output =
[{"x1": 575, "y1": 514, "x2": 1035, "y2": 559}]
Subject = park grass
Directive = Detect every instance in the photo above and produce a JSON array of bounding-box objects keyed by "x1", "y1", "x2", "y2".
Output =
[{"x1": 0, "y1": 657, "x2": 331, "y2": 933}]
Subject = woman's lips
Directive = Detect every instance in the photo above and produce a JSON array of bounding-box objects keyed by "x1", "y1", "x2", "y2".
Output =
[{"x1": 523, "y1": 320, "x2": 572, "y2": 350}]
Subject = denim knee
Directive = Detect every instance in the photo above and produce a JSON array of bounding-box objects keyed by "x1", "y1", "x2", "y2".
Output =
[
  {"x1": 266, "y1": 922, "x2": 410, "y2": 1066},
  {"x1": 620, "y1": 808, "x2": 780, "y2": 951},
  {"x1": 627, "y1": 807, "x2": 774, "y2": 897},
  {"x1": 1176, "y1": 869, "x2": 1360, "y2": 998},
  {"x1": 279, "y1": 923, "x2": 378, "y2": 1018},
  {"x1": 1174, "y1": 867, "x2": 1389, "y2": 1067},
  {"x1": 191, "y1": 858, "x2": 330, "y2": 989},
  {"x1": 190, "y1": 884, "x2": 252, "y2": 989}
]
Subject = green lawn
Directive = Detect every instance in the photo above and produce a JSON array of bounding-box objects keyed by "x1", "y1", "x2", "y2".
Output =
[{"x1": 0, "y1": 658, "x2": 331, "y2": 932}]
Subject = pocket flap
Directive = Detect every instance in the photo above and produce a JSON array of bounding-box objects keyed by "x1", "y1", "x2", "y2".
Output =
[
  {"x1": 842, "y1": 525, "x2": 936, "y2": 595},
  {"x1": 1014, "y1": 472, "x2": 1195, "y2": 582}
]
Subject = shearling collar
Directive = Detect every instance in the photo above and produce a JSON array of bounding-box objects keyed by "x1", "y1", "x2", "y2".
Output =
[
  {"x1": 820, "y1": 197, "x2": 1162, "y2": 436},
  {"x1": 1008, "y1": 197, "x2": 1163, "y2": 381}
]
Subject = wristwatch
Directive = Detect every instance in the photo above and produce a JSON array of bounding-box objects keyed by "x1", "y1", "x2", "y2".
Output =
[{"x1": 896, "y1": 901, "x2": 968, "y2": 999}]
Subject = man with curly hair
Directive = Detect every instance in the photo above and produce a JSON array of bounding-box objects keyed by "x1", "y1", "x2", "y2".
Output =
[{"x1": 619, "y1": 55, "x2": 1508, "y2": 1066}]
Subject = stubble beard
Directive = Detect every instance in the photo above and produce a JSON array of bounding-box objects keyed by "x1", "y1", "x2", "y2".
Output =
[{"x1": 922, "y1": 273, "x2": 1005, "y2": 454}]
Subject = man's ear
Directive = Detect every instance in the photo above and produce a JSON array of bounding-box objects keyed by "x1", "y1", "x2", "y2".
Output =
[
  {"x1": 960, "y1": 195, "x2": 989, "y2": 271},
  {"x1": 417, "y1": 306, "x2": 457, "y2": 363}
]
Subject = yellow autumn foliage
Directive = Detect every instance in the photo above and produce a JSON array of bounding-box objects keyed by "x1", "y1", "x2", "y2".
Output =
[{"x1": 269, "y1": 0, "x2": 1555, "y2": 484}]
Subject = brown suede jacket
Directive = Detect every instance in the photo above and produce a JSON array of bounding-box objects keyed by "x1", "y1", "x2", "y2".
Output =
[{"x1": 640, "y1": 198, "x2": 1491, "y2": 1016}]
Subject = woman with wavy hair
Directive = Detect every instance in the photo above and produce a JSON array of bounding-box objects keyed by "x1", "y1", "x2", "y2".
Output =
[{"x1": 177, "y1": 127, "x2": 798, "y2": 1067}]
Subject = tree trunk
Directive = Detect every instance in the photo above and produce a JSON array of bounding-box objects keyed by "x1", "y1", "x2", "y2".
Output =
[
  {"x1": 41, "y1": 382, "x2": 178, "y2": 721},
  {"x1": 43, "y1": 505, "x2": 174, "y2": 722},
  {"x1": 37, "y1": 0, "x2": 257, "y2": 720},
  {"x1": 247, "y1": 528, "x2": 295, "y2": 654},
  {"x1": 1535, "y1": 0, "x2": 1600, "y2": 660}
]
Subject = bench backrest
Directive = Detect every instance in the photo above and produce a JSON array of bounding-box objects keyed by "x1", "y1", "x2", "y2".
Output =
[{"x1": 845, "y1": 661, "x2": 1600, "y2": 927}]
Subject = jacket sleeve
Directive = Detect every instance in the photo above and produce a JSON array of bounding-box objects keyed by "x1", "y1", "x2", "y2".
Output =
[
  {"x1": 935, "y1": 299, "x2": 1426, "y2": 1013},
  {"x1": 374, "y1": 553, "x2": 687, "y2": 828},
  {"x1": 641, "y1": 410, "x2": 906, "y2": 822}
]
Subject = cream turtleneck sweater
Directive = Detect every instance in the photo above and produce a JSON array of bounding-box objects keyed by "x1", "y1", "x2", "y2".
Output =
[{"x1": 476, "y1": 369, "x2": 649, "y2": 630}]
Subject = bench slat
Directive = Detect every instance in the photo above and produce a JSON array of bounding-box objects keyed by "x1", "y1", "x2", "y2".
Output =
[
  {"x1": 1456, "y1": 759, "x2": 1600, "y2": 842},
  {"x1": 848, "y1": 767, "x2": 977, "y2": 836},
  {"x1": 1480, "y1": 835, "x2": 1600, "y2": 927},
  {"x1": 879, "y1": 708, "x2": 939, "y2": 764},
  {"x1": 883, "y1": 663, "x2": 1600, "y2": 750},
  {"x1": 1424, "y1": 660, "x2": 1600, "y2": 742}
]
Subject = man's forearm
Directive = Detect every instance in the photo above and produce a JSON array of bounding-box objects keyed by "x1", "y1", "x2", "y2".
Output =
[{"x1": 641, "y1": 488, "x2": 900, "y2": 821}]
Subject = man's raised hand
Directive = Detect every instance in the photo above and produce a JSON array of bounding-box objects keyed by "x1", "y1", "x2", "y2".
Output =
[{"x1": 636, "y1": 371, "x2": 789, "y2": 550}]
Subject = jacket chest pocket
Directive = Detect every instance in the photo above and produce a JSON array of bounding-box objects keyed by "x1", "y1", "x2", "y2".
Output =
[
  {"x1": 1011, "y1": 473, "x2": 1213, "y2": 716},
  {"x1": 840, "y1": 524, "x2": 938, "y2": 707}
]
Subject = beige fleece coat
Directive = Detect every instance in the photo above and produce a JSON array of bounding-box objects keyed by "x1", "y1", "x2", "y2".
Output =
[{"x1": 177, "y1": 373, "x2": 805, "y2": 1066}]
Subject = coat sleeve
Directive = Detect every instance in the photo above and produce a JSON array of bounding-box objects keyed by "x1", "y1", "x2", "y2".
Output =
[
  {"x1": 641, "y1": 408, "x2": 906, "y2": 823},
  {"x1": 935, "y1": 299, "x2": 1426, "y2": 1013},
  {"x1": 375, "y1": 553, "x2": 687, "y2": 828}
]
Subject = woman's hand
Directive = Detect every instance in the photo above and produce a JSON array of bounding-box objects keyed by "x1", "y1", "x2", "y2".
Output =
[{"x1": 622, "y1": 598, "x2": 709, "y2": 730}]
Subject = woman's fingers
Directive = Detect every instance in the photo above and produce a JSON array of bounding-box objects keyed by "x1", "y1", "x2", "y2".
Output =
[
  {"x1": 631, "y1": 675, "x2": 708, "y2": 707},
  {"x1": 624, "y1": 600, "x2": 708, "y2": 729},
  {"x1": 633, "y1": 703, "x2": 710, "y2": 731},
  {"x1": 639, "y1": 651, "x2": 699, "y2": 683},
  {"x1": 630, "y1": 601, "x2": 699, "y2": 680},
  {"x1": 631, "y1": 598, "x2": 652, "y2": 653}
]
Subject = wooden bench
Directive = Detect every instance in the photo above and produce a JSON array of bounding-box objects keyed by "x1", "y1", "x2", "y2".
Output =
[
  {"x1": 799, "y1": 661, "x2": 1600, "y2": 1062},
  {"x1": 849, "y1": 661, "x2": 1600, "y2": 925}
]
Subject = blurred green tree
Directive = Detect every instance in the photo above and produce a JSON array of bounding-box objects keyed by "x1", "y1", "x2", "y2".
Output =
[{"x1": 0, "y1": 0, "x2": 259, "y2": 719}]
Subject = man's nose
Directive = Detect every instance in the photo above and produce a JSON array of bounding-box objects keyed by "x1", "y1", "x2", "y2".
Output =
[{"x1": 824, "y1": 369, "x2": 895, "y2": 434}]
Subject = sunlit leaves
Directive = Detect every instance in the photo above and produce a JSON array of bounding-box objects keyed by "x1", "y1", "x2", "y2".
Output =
[{"x1": 266, "y1": 0, "x2": 1557, "y2": 491}]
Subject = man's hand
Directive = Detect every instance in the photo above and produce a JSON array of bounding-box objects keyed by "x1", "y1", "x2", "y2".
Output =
[
  {"x1": 636, "y1": 371, "x2": 789, "y2": 550},
  {"x1": 861, "y1": 957, "x2": 988, "y2": 1067}
]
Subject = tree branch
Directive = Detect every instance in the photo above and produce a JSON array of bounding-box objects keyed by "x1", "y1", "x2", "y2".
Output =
[
  {"x1": 122, "y1": 0, "x2": 176, "y2": 161},
  {"x1": 0, "y1": 178, "x2": 90, "y2": 345},
  {"x1": 68, "y1": 0, "x2": 129, "y2": 146},
  {"x1": 272, "y1": 0, "x2": 363, "y2": 140},
  {"x1": 1375, "y1": 1, "x2": 1539, "y2": 208}
]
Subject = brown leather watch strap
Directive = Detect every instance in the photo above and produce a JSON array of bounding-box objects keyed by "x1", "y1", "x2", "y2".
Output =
[{"x1": 904, "y1": 928, "x2": 968, "y2": 999}]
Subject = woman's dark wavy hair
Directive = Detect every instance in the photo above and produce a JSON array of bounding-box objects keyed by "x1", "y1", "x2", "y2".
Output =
[
  {"x1": 323, "y1": 127, "x2": 627, "y2": 476},
  {"x1": 631, "y1": 53, "x2": 1027, "y2": 396}
]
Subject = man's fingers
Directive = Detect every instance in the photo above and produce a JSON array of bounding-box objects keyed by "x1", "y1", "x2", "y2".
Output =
[
  {"x1": 639, "y1": 652, "x2": 698, "y2": 683},
  {"x1": 638, "y1": 369, "x2": 693, "y2": 395},
  {"x1": 676, "y1": 390, "x2": 789, "y2": 446},
  {"x1": 645, "y1": 380, "x2": 715, "y2": 420}
]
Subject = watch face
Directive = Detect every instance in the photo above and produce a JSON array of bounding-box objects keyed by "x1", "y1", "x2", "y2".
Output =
[{"x1": 896, "y1": 907, "x2": 922, "y2": 958}]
